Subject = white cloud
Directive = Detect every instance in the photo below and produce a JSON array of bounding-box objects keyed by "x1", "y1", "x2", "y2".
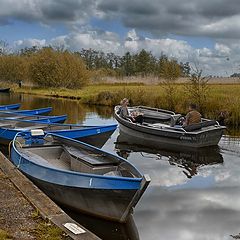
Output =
[
  {"x1": 12, "y1": 29, "x2": 240, "y2": 76},
  {"x1": 14, "y1": 38, "x2": 46, "y2": 50}
]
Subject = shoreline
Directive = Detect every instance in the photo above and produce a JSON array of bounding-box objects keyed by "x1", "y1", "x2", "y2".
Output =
[
  {"x1": 7, "y1": 83, "x2": 240, "y2": 127},
  {"x1": 0, "y1": 151, "x2": 99, "y2": 240}
]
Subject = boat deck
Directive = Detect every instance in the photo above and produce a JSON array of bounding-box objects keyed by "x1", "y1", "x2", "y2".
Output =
[{"x1": 19, "y1": 143, "x2": 135, "y2": 178}]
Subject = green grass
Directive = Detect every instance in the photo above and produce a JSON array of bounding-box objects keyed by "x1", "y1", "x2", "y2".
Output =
[
  {"x1": 9, "y1": 83, "x2": 240, "y2": 126},
  {"x1": 32, "y1": 221, "x2": 66, "y2": 240}
]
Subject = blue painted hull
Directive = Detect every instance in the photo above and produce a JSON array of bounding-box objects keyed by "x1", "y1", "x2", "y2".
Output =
[
  {"x1": 0, "y1": 108, "x2": 51, "y2": 119},
  {"x1": 0, "y1": 123, "x2": 117, "y2": 145},
  {"x1": 27, "y1": 115, "x2": 67, "y2": 124},
  {"x1": 0, "y1": 103, "x2": 20, "y2": 110},
  {"x1": 11, "y1": 107, "x2": 52, "y2": 115},
  {"x1": 1, "y1": 114, "x2": 67, "y2": 124}
]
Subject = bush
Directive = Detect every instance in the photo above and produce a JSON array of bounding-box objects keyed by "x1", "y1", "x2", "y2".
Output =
[
  {"x1": 0, "y1": 55, "x2": 25, "y2": 83},
  {"x1": 29, "y1": 48, "x2": 90, "y2": 88}
]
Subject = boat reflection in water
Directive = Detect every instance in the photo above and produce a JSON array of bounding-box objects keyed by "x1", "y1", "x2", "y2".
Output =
[
  {"x1": 65, "y1": 209, "x2": 139, "y2": 240},
  {"x1": 115, "y1": 130, "x2": 224, "y2": 179}
]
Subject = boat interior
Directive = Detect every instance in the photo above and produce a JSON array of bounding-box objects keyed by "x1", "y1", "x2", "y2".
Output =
[
  {"x1": 117, "y1": 108, "x2": 222, "y2": 133},
  {"x1": 0, "y1": 120, "x2": 86, "y2": 131},
  {"x1": 116, "y1": 105, "x2": 225, "y2": 133},
  {"x1": 16, "y1": 136, "x2": 138, "y2": 178}
]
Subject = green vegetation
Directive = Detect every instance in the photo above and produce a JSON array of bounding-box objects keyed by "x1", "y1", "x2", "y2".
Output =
[
  {"x1": 32, "y1": 221, "x2": 66, "y2": 240},
  {"x1": 9, "y1": 83, "x2": 240, "y2": 127},
  {"x1": 184, "y1": 68, "x2": 210, "y2": 112},
  {"x1": 0, "y1": 229, "x2": 12, "y2": 240},
  {"x1": 0, "y1": 41, "x2": 239, "y2": 126},
  {"x1": 30, "y1": 209, "x2": 67, "y2": 240},
  {"x1": 159, "y1": 57, "x2": 182, "y2": 110},
  {"x1": 0, "y1": 47, "x2": 90, "y2": 89},
  {"x1": 0, "y1": 41, "x2": 189, "y2": 87},
  {"x1": 29, "y1": 48, "x2": 90, "y2": 88}
]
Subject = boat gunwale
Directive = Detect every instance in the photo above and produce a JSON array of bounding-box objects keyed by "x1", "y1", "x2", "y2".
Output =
[
  {"x1": 12, "y1": 133, "x2": 143, "y2": 183},
  {"x1": 114, "y1": 109, "x2": 226, "y2": 136}
]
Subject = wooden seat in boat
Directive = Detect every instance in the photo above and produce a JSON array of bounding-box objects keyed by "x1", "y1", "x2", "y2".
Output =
[
  {"x1": 64, "y1": 145, "x2": 115, "y2": 167},
  {"x1": 0, "y1": 123, "x2": 14, "y2": 128}
]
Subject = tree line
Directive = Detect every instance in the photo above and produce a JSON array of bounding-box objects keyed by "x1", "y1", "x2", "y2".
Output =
[
  {"x1": 0, "y1": 41, "x2": 191, "y2": 88},
  {"x1": 78, "y1": 48, "x2": 191, "y2": 78}
]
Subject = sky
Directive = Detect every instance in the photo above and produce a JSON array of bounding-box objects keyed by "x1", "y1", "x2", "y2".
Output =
[{"x1": 0, "y1": 0, "x2": 240, "y2": 76}]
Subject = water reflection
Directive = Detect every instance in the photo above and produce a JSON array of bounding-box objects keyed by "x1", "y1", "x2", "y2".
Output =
[
  {"x1": 65, "y1": 209, "x2": 139, "y2": 240},
  {"x1": 115, "y1": 131, "x2": 223, "y2": 179},
  {"x1": 0, "y1": 93, "x2": 114, "y2": 124},
  {"x1": 2, "y1": 93, "x2": 240, "y2": 239}
]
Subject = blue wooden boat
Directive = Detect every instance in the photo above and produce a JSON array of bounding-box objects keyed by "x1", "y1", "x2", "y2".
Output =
[
  {"x1": 11, "y1": 107, "x2": 52, "y2": 115},
  {"x1": 11, "y1": 131, "x2": 150, "y2": 222},
  {"x1": 0, "y1": 110, "x2": 56, "y2": 121},
  {"x1": 1, "y1": 113, "x2": 66, "y2": 124},
  {"x1": 0, "y1": 118, "x2": 117, "y2": 146},
  {"x1": 0, "y1": 103, "x2": 20, "y2": 110}
]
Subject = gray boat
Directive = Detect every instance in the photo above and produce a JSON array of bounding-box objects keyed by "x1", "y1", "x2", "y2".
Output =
[
  {"x1": 128, "y1": 105, "x2": 175, "y2": 120},
  {"x1": 114, "y1": 106, "x2": 226, "y2": 148}
]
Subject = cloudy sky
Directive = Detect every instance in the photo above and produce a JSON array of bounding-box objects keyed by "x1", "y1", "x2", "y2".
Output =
[{"x1": 0, "y1": 0, "x2": 240, "y2": 75}]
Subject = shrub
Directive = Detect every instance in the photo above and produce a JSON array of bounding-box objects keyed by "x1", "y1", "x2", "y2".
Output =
[
  {"x1": 0, "y1": 55, "x2": 25, "y2": 83},
  {"x1": 29, "y1": 48, "x2": 90, "y2": 88}
]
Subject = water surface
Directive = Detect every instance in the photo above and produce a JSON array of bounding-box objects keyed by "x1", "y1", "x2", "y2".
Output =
[{"x1": 1, "y1": 92, "x2": 240, "y2": 240}]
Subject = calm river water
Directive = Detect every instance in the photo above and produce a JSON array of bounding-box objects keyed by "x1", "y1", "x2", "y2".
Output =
[{"x1": 1, "y1": 93, "x2": 240, "y2": 240}]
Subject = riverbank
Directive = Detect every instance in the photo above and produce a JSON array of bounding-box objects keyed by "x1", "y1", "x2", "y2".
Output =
[
  {"x1": 0, "y1": 151, "x2": 99, "y2": 240},
  {"x1": 9, "y1": 83, "x2": 240, "y2": 127}
]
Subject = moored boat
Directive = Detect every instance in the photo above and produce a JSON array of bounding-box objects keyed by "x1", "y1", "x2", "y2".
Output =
[
  {"x1": 10, "y1": 107, "x2": 52, "y2": 115},
  {"x1": 0, "y1": 103, "x2": 20, "y2": 110},
  {"x1": 0, "y1": 118, "x2": 117, "y2": 146},
  {"x1": 114, "y1": 106, "x2": 226, "y2": 148},
  {"x1": 11, "y1": 131, "x2": 150, "y2": 222},
  {"x1": 0, "y1": 88, "x2": 10, "y2": 93},
  {"x1": 1, "y1": 113, "x2": 67, "y2": 123},
  {"x1": 0, "y1": 108, "x2": 53, "y2": 119}
]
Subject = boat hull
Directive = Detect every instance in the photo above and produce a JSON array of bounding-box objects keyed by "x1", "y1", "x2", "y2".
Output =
[
  {"x1": 76, "y1": 130, "x2": 115, "y2": 148},
  {"x1": 0, "y1": 88, "x2": 10, "y2": 93},
  {"x1": 0, "y1": 124, "x2": 117, "y2": 145},
  {"x1": 12, "y1": 107, "x2": 52, "y2": 115},
  {"x1": 10, "y1": 143, "x2": 145, "y2": 222},
  {"x1": 0, "y1": 103, "x2": 20, "y2": 110},
  {"x1": 26, "y1": 175, "x2": 137, "y2": 222},
  {"x1": 116, "y1": 113, "x2": 225, "y2": 148}
]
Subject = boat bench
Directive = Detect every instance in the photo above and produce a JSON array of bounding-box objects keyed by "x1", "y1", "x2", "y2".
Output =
[
  {"x1": 64, "y1": 146, "x2": 114, "y2": 167},
  {"x1": 14, "y1": 125, "x2": 47, "y2": 131},
  {"x1": 183, "y1": 120, "x2": 217, "y2": 132},
  {"x1": 0, "y1": 123, "x2": 14, "y2": 128},
  {"x1": 21, "y1": 149, "x2": 51, "y2": 167}
]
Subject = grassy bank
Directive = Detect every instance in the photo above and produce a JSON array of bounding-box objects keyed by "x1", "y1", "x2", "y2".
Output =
[{"x1": 9, "y1": 83, "x2": 240, "y2": 127}]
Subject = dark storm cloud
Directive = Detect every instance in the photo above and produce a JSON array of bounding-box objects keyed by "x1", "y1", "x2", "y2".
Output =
[
  {"x1": 1, "y1": 0, "x2": 240, "y2": 40},
  {"x1": 97, "y1": 0, "x2": 240, "y2": 39},
  {"x1": 0, "y1": 0, "x2": 96, "y2": 25},
  {"x1": 40, "y1": 0, "x2": 95, "y2": 22}
]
